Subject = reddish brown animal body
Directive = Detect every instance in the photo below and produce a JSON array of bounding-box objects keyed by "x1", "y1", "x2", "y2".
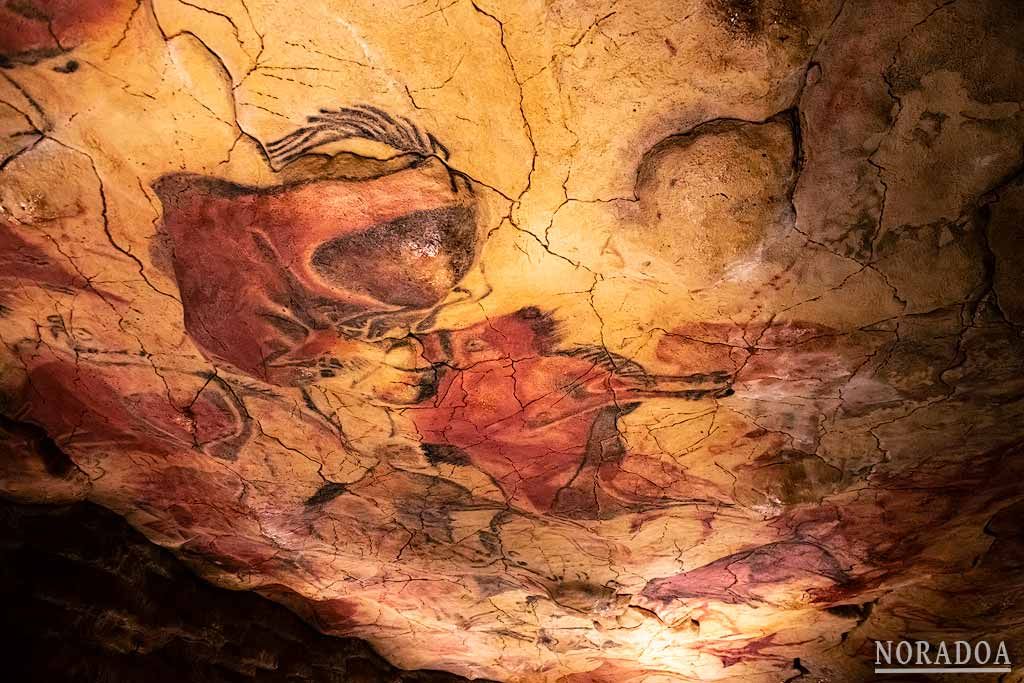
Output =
[
  {"x1": 409, "y1": 308, "x2": 733, "y2": 516},
  {"x1": 153, "y1": 159, "x2": 475, "y2": 385}
]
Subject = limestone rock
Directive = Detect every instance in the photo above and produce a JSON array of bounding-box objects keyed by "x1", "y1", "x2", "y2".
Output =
[{"x1": 1, "y1": 0, "x2": 1023, "y2": 681}]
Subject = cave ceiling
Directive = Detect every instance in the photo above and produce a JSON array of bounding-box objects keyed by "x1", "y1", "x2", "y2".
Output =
[{"x1": 2, "y1": 0, "x2": 1024, "y2": 681}]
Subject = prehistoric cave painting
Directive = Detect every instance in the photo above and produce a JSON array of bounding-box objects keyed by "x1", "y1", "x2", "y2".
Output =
[
  {"x1": 639, "y1": 541, "x2": 850, "y2": 608},
  {"x1": 4, "y1": 1, "x2": 1024, "y2": 678},
  {"x1": 265, "y1": 105, "x2": 457, "y2": 170},
  {"x1": 0, "y1": 0, "x2": 138, "y2": 67},
  {"x1": 1, "y1": 214, "x2": 256, "y2": 463},
  {"x1": 13, "y1": 353, "x2": 252, "y2": 460},
  {"x1": 410, "y1": 307, "x2": 734, "y2": 516},
  {"x1": 153, "y1": 105, "x2": 740, "y2": 518},
  {"x1": 153, "y1": 106, "x2": 477, "y2": 389},
  {"x1": 0, "y1": 220, "x2": 92, "y2": 302}
]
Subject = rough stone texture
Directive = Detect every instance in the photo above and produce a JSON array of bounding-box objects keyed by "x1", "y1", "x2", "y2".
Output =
[
  {"x1": 0, "y1": 0, "x2": 1023, "y2": 681},
  {"x1": 0, "y1": 498, "x2": 481, "y2": 682}
]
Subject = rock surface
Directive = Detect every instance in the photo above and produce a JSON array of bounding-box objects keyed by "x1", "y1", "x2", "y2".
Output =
[
  {"x1": 0, "y1": 498, "x2": 480, "y2": 682},
  {"x1": 1, "y1": 0, "x2": 1023, "y2": 681}
]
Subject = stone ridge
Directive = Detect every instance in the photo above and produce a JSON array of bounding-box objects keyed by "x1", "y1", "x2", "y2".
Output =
[{"x1": 0, "y1": 497, "x2": 483, "y2": 683}]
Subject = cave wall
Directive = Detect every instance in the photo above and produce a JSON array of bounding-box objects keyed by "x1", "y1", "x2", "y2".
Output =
[
  {"x1": 1, "y1": 0, "x2": 1024, "y2": 681},
  {"x1": 0, "y1": 498, "x2": 479, "y2": 682}
]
